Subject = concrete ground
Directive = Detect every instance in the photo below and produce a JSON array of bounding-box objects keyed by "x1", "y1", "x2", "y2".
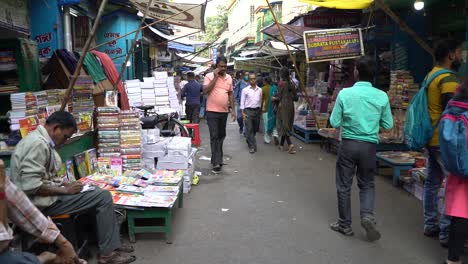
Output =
[{"x1": 128, "y1": 120, "x2": 465, "y2": 264}]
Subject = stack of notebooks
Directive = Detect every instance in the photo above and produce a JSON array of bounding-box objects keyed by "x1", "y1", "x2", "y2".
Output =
[
  {"x1": 167, "y1": 76, "x2": 180, "y2": 113},
  {"x1": 141, "y1": 77, "x2": 156, "y2": 106},
  {"x1": 96, "y1": 107, "x2": 121, "y2": 158},
  {"x1": 120, "y1": 110, "x2": 142, "y2": 171},
  {"x1": 124, "y1": 80, "x2": 142, "y2": 107},
  {"x1": 153, "y1": 72, "x2": 170, "y2": 108}
]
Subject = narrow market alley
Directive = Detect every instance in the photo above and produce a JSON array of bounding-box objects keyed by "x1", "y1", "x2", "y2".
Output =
[{"x1": 130, "y1": 120, "x2": 462, "y2": 264}]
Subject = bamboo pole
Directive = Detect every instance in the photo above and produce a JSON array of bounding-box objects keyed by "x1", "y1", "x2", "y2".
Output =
[
  {"x1": 265, "y1": 0, "x2": 321, "y2": 129},
  {"x1": 60, "y1": 0, "x2": 109, "y2": 111},
  {"x1": 90, "y1": 2, "x2": 209, "y2": 51},
  {"x1": 113, "y1": 0, "x2": 154, "y2": 92},
  {"x1": 0, "y1": 160, "x2": 7, "y2": 228}
]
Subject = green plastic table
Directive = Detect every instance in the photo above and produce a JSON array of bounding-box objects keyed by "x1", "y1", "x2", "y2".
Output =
[
  {"x1": 125, "y1": 183, "x2": 183, "y2": 244},
  {"x1": 376, "y1": 153, "x2": 415, "y2": 187}
]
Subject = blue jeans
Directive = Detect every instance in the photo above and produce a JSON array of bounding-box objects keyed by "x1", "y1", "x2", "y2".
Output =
[
  {"x1": 423, "y1": 147, "x2": 451, "y2": 240},
  {"x1": 0, "y1": 250, "x2": 40, "y2": 263}
]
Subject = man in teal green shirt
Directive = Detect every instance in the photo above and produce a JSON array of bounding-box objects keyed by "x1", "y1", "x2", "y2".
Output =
[{"x1": 329, "y1": 57, "x2": 393, "y2": 242}]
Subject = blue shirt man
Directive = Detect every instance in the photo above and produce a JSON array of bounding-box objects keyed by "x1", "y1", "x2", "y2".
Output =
[{"x1": 181, "y1": 72, "x2": 203, "y2": 123}]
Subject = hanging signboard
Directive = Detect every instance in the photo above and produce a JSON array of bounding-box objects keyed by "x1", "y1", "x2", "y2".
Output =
[
  {"x1": 303, "y1": 28, "x2": 364, "y2": 63},
  {"x1": 130, "y1": 0, "x2": 206, "y2": 30}
]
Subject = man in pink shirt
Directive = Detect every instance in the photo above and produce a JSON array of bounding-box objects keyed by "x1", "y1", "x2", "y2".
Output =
[
  {"x1": 203, "y1": 57, "x2": 236, "y2": 173},
  {"x1": 241, "y1": 73, "x2": 262, "y2": 153}
]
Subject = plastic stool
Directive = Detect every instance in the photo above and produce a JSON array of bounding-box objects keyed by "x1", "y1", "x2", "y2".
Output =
[{"x1": 185, "y1": 123, "x2": 201, "y2": 147}]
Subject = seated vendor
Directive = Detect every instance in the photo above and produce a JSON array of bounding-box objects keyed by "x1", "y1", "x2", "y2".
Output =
[{"x1": 10, "y1": 111, "x2": 136, "y2": 264}]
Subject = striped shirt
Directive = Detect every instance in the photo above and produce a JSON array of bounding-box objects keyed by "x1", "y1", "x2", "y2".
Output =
[
  {"x1": 0, "y1": 177, "x2": 60, "y2": 252},
  {"x1": 427, "y1": 66, "x2": 461, "y2": 146}
]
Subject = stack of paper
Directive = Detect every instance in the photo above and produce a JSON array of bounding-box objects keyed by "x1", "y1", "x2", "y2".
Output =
[
  {"x1": 124, "y1": 79, "x2": 142, "y2": 107},
  {"x1": 167, "y1": 76, "x2": 181, "y2": 113},
  {"x1": 141, "y1": 78, "x2": 156, "y2": 106},
  {"x1": 153, "y1": 72, "x2": 170, "y2": 108}
]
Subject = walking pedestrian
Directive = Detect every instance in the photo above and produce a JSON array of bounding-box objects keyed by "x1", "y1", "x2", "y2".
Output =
[
  {"x1": 203, "y1": 56, "x2": 236, "y2": 174},
  {"x1": 439, "y1": 81, "x2": 468, "y2": 264},
  {"x1": 261, "y1": 77, "x2": 278, "y2": 144},
  {"x1": 329, "y1": 56, "x2": 393, "y2": 242},
  {"x1": 272, "y1": 67, "x2": 297, "y2": 154},
  {"x1": 234, "y1": 71, "x2": 250, "y2": 135},
  {"x1": 241, "y1": 73, "x2": 262, "y2": 153},
  {"x1": 181, "y1": 72, "x2": 203, "y2": 124},
  {"x1": 422, "y1": 39, "x2": 462, "y2": 246}
]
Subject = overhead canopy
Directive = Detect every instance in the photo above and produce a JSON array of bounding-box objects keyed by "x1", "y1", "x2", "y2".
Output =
[
  {"x1": 262, "y1": 24, "x2": 316, "y2": 44},
  {"x1": 130, "y1": 0, "x2": 206, "y2": 29},
  {"x1": 298, "y1": 0, "x2": 374, "y2": 9},
  {"x1": 175, "y1": 52, "x2": 211, "y2": 64},
  {"x1": 149, "y1": 26, "x2": 208, "y2": 53}
]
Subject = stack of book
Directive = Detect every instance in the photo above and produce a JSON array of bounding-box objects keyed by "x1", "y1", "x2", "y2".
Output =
[
  {"x1": 141, "y1": 77, "x2": 156, "y2": 106},
  {"x1": 9, "y1": 92, "x2": 38, "y2": 131},
  {"x1": 34, "y1": 91, "x2": 48, "y2": 114},
  {"x1": 167, "y1": 76, "x2": 180, "y2": 113},
  {"x1": 124, "y1": 79, "x2": 142, "y2": 107},
  {"x1": 96, "y1": 107, "x2": 121, "y2": 158},
  {"x1": 70, "y1": 76, "x2": 94, "y2": 114},
  {"x1": 120, "y1": 110, "x2": 142, "y2": 171},
  {"x1": 153, "y1": 72, "x2": 169, "y2": 109}
]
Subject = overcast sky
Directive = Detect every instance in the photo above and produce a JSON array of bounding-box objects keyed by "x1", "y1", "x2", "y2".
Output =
[{"x1": 172, "y1": 0, "x2": 226, "y2": 18}]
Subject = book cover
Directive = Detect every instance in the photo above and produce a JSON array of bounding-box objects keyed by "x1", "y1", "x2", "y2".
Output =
[
  {"x1": 110, "y1": 157, "x2": 123, "y2": 176},
  {"x1": 74, "y1": 151, "x2": 90, "y2": 178},
  {"x1": 18, "y1": 116, "x2": 39, "y2": 138},
  {"x1": 66, "y1": 160, "x2": 77, "y2": 182},
  {"x1": 85, "y1": 149, "x2": 98, "y2": 175}
]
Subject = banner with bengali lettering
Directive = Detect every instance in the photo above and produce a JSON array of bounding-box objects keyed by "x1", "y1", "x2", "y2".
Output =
[{"x1": 303, "y1": 28, "x2": 364, "y2": 63}]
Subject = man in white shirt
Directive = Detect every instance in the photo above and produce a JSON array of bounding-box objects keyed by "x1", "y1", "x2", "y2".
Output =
[{"x1": 241, "y1": 73, "x2": 263, "y2": 153}]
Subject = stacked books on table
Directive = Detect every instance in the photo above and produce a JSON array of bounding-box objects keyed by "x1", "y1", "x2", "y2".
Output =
[
  {"x1": 167, "y1": 76, "x2": 180, "y2": 113},
  {"x1": 8, "y1": 92, "x2": 38, "y2": 132},
  {"x1": 141, "y1": 77, "x2": 156, "y2": 106},
  {"x1": 96, "y1": 107, "x2": 121, "y2": 158},
  {"x1": 34, "y1": 91, "x2": 48, "y2": 114},
  {"x1": 153, "y1": 72, "x2": 170, "y2": 108},
  {"x1": 124, "y1": 80, "x2": 142, "y2": 107},
  {"x1": 70, "y1": 76, "x2": 94, "y2": 114},
  {"x1": 120, "y1": 110, "x2": 142, "y2": 171}
]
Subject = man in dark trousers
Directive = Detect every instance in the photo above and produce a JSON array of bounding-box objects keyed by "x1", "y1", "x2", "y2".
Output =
[
  {"x1": 329, "y1": 56, "x2": 393, "y2": 242},
  {"x1": 203, "y1": 56, "x2": 236, "y2": 174},
  {"x1": 181, "y1": 71, "x2": 203, "y2": 123},
  {"x1": 241, "y1": 73, "x2": 262, "y2": 153}
]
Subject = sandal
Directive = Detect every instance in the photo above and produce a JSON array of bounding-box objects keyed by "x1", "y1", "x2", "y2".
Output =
[
  {"x1": 288, "y1": 144, "x2": 296, "y2": 154},
  {"x1": 117, "y1": 244, "x2": 135, "y2": 253},
  {"x1": 98, "y1": 251, "x2": 136, "y2": 264}
]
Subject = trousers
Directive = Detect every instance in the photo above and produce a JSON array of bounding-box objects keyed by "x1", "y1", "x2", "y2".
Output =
[
  {"x1": 185, "y1": 104, "x2": 200, "y2": 124},
  {"x1": 206, "y1": 111, "x2": 228, "y2": 166},
  {"x1": 336, "y1": 139, "x2": 377, "y2": 227},
  {"x1": 0, "y1": 251, "x2": 40, "y2": 264},
  {"x1": 448, "y1": 216, "x2": 468, "y2": 261},
  {"x1": 42, "y1": 188, "x2": 121, "y2": 255},
  {"x1": 244, "y1": 108, "x2": 261, "y2": 150},
  {"x1": 423, "y1": 147, "x2": 451, "y2": 240}
]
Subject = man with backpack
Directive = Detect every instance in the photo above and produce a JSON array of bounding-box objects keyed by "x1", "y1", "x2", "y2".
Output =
[{"x1": 422, "y1": 39, "x2": 462, "y2": 246}]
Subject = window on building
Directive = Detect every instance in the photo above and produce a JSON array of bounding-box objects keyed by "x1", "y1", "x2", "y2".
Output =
[{"x1": 250, "y1": 6, "x2": 255, "y2": 23}]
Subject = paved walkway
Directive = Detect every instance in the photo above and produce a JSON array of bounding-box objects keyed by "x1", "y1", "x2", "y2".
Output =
[{"x1": 131, "y1": 120, "x2": 464, "y2": 264}]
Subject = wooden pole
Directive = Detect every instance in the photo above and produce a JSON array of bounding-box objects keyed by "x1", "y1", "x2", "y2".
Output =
[
  {"x1": 265, "y1": 0, "x2": 321, "y2": 129},
  {"x1": 113, "y1": 0, "x2": 154, "y2": 91},
  {"x1": 375, "y1": 0, "x2": 434, "y2": 58},
  {"x1": 0, "y1": 160, "x2": 6, "y2": 228},
  {"x1": 90, "y1": 2, "x2": 208, "y2": 51},
  {"x1": 60, "y1": 0, "x2": 109, "y2": 111}
]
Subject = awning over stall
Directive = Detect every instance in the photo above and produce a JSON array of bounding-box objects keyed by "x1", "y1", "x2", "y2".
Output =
[
  {"x1": 299, "y1": 0, "x2": 374, "y2": 10},
  {"x1": 262, "y1": 24, "x2": 315, "y2": 44}
]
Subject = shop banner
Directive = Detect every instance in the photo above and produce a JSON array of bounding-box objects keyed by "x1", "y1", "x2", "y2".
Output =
[
  {"x1": 0, "y1": 0, "x2": 29, "y2": 34},
  {"x1": 303, "y1": 28, "x2": 364, "y2": 63},
  {"x1": 130, "y1": 0, "x2": 206, "y2": 30}
]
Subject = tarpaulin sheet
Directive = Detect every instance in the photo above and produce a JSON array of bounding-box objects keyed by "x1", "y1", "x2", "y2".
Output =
[
  {"x1": 129, "y1": 0, "x2": 206, "y2": 30},
  {"x1": 299, "y1": 0, "x2": 373, "y2": 10},
  {"x1": 262, "y1": 24, "x2": 316, "y2": 44}
]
